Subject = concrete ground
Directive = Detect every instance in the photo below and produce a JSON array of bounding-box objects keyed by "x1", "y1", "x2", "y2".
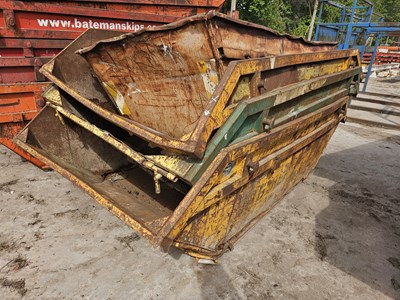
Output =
[{"x1": 0, "y1": 78, "x2": 399, "y2": 299}]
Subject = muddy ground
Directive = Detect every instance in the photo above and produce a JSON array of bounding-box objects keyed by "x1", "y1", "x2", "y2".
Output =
[{"x1": 0, "y1": 78, "x2": 399, "y2": 299}]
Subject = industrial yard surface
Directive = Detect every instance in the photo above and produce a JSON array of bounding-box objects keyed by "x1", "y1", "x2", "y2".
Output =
[{"x1": 0, "y1": 77, "x2": 399, "y2": 299}]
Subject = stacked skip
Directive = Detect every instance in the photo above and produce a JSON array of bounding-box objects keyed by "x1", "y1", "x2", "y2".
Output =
[{"x1": 15, "y1": 12, "x2": 361, "y2": 261}]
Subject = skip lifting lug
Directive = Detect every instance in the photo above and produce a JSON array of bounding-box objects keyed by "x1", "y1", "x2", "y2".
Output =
[{"x1": 263, "y1": 118, "x2": 273, "y2": 132}]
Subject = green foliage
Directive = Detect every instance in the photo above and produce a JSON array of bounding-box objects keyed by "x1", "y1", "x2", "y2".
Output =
[
  {"x1": 221, "y1": 0, "x2": 399, "y2": 37},
  {"x1": 290, "y1": 18, "x2": 311, "y2": 37},
  {"x1": 379, "y1": 0, "x2": 400, "y2": 22},
  {"x1": 251, "y1": 0, "x2": 291, "y2": 32},
  {"x1": 237, "y1": 0, "x2": 292, "y2": 33},
  {"x1": 223, "y1": 0, "x2": 318, "y2": 36}
]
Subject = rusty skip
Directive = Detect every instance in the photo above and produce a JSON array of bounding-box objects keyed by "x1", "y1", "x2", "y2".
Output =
[{"x1": 16, "y1": 12, "x2": 361, "y2": 260}]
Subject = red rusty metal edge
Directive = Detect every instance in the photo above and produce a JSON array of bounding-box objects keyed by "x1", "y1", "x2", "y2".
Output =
[
  {"x1": 0, "y1": 136, "x2": 48, "y2": 169},
  {"x1": 0, "y1": 121, "x2": 48, "y2": 169},
  {"x1": 0, "y1": 1, "x2": 201, "y2": 23},
  {"x1": 0, "y1": 29, "x2": 84, "y2": 40},
  {"x1": 0, "y1": 57, "x2": 52, "y2": 67},
  {"x1": 16, "y1": 0, "x2": 226, "y2": 8},
  {"x1": 0, "y1": 82, "x2": 49, "y2": 168},
  {"x1": 0, "y1": 82, "x2": 47, "y2": 93},
  {"x1": 0, "y1": 113, "x2": 38, "y2": 124},
  {"x1": 0, "y1": 38, "x2": 71, "y2": 49},
  {"x1": 1, "y1": 1, "x2": 174, "y2": 21}
]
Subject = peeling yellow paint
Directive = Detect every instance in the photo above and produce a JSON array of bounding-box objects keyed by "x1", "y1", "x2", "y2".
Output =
[
  {"x1": 102, "y1": 80, "x2": 132, "y2": 116},
  {"x1": 198, "y1": 60, "x2": 219, "y2": 99}
]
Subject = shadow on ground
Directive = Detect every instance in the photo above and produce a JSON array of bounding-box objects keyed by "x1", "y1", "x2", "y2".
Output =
[
  {"x1": 196, "y1": 265, "x2": 241, "y2": 300},
  {"x1": 313, "y1": 135, "x2": 400, "y2": 298}
]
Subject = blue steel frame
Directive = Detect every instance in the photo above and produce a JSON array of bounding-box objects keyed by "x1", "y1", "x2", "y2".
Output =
[{"x1": 314, "y1": 0, "x2": 400, "y2": 92}]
